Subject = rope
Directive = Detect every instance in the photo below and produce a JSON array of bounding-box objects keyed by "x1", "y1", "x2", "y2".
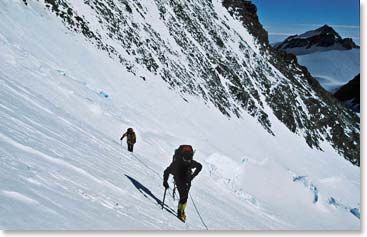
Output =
[
  {"x1": 189, "y1": 194, "x2": 209, "y2": 230},
  {"x1": 132, "y1": 154, "x2": 208, "y2": 229},
  {"x1": 120, "y1": 142, "x2": 207, "y2": 229},
  {"x1": 118, "y1": 141, "x2": 161, "y2": 179},
  {"x1": 131, "y1": 153, "x2": 163, "y2": 180}
]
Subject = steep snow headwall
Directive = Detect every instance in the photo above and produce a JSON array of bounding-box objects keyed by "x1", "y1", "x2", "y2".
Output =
[
  {"x1": 36, "y1": 0, "x2": 360, "y2": 165},
  {"x1": 35, "y1": 0, "x2": 359, "y2": 165}
]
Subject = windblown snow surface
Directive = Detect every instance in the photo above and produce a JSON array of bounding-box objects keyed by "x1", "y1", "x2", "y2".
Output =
[{"x1": 0, "y1": 0, "x2": 360, "y2": 230}]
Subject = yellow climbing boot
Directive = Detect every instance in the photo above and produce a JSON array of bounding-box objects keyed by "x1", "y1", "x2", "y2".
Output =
[{"x1": 177, "y1": 202, "x2": 187, "y2": 222}]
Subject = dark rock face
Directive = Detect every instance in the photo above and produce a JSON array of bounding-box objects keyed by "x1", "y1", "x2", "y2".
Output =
[
  {"x1": 342, "y1": 38, "x2": 359, "y2": 50},
  {"x1": 222, "y1": 2, "x2": 359, "y2": 165},
  {"x1": 40, "y1": 0, "x2": 359, "y2": 166},
  {"x1": 222, "y1": 0, "x2": 268, "y2": 45},
  {"x1": 276, "y1": 24, "x2": 359, "y2": 53},
  {"x1": 334, "y1": 74, "x2": 360, "y2": 113}
]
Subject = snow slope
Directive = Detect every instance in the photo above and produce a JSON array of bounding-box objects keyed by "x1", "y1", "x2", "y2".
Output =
[
  {"x1": 0, "y1": 0, "x2": 360, "y2": 230},
  {"x1": 297, "y1": 49, "x2": 360, "y2": 92}
]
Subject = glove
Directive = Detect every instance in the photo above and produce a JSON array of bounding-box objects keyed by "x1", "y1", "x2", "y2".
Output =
[
  {"x1": 163, "y1": 180, "x2": 169, "y2": 189},
  {"x1": 190, "y1": 175, "x2": 196, "y2": 182}
]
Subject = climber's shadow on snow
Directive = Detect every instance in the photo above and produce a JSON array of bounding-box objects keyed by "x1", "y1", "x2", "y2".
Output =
[{"x1": 124, "y1": 175, "x2": 176, "y2": 216}]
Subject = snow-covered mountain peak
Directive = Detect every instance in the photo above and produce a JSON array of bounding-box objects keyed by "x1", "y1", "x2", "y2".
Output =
[
  {"x1": 276, "y1": 25, "x2": 359, "y2": 55},
  {"x1": 297, "y1": 25, "x2": 340, "y2": 39}
]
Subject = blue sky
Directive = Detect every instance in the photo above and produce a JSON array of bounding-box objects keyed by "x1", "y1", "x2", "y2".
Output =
[{"x1": 251, "y1": 0, "x2": 360, "y2": 44}]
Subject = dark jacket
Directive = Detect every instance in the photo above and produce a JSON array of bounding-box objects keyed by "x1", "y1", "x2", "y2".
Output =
[
  {"x1": 121, "y1": 130, "x2": 136, "y2": 144},
  {"x1": 164, "y1": 159, "x2": 202, "y2": 185}
]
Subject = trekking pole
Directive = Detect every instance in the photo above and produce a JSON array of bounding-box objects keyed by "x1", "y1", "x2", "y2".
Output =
[{"x1": 162, "y1": 188, "x2": 167, "y2": 209}]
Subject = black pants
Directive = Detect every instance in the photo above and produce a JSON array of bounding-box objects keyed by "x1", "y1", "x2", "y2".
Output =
[
  {"x1": 127, "y1": 143, "x2": 134, "y2": 152},
  {"x1": 176, "y1": 181, "x2": 191, "y2": 204}
]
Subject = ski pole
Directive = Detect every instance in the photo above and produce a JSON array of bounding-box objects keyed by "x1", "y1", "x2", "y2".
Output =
[{"x1": 162, "y1": 188, "x2": 167, "y2": 209}]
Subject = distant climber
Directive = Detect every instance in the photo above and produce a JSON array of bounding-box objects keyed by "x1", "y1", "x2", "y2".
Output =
[
  {"x1": 120, "y1": 128, "x2": 136, "y2": 152},
  {"x1": 163, "y1": 145, "x2": 202, "y2": 222}
]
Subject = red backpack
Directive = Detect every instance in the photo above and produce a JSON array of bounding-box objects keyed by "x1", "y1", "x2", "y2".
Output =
[{"x1": 173, "y1": 145, "x2": 194, "y2": 162}]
